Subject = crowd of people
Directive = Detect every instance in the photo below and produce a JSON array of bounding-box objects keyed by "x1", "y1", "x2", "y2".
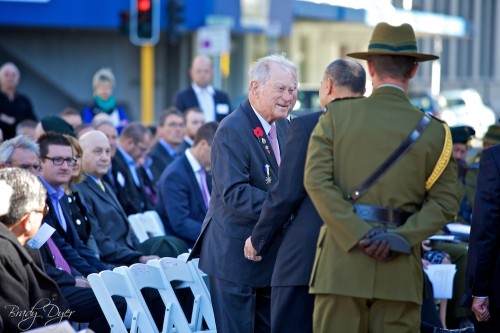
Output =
[{"x1": 0, "y1": 21, "x2": 498, "y2": 333}]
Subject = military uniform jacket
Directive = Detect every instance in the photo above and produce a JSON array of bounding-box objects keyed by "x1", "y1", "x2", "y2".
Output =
[{"x1": 304, "y1": 86, "x2": 460, "y2": 304}]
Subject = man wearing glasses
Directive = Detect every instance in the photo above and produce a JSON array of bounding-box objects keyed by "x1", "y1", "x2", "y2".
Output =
[
  {"x1": 0, "y1": 135, "x2": 42, "y2": 174},
  {"x1": 0, "y1": 168, "x2": 69, "y2": 331}
]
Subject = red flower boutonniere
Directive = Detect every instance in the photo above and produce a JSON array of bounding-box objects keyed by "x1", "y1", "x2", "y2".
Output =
[
  {"x1": 253, "y1": 126, "x2": 270, "y2": 155},
  {"x1": 253, "y1": 127, "x2": 264, "y2": 139}
]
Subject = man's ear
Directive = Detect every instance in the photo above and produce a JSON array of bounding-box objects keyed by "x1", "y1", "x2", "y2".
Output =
[
  {"x1": 249, "y1": 80, "x2": 259, "y2": 97},
  {"x1": 409, "y1": 62, "x2": 419, "y2": 79}
]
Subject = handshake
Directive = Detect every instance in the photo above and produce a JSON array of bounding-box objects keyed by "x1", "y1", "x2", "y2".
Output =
[{"x1": 358, "y1": 226, "x2": 411, "y2": 262}]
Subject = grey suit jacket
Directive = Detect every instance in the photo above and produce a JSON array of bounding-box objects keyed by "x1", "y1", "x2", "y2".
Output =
[
  {"x1": 192, "y1": 99, "x2": 288, "y2": 287},
  {"x1": 75, "y1": 176, "x2": 140, "y2": 251}
]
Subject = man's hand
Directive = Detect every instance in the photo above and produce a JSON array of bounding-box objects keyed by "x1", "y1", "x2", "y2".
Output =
[
  {"x1": 472, "y1": 297, "x2": 490, "y2": 322},
  {"x1": 75, "y1": 277, "x2": 90, "y2": 288},
  {"x1": 139, "y1": 255, "x2": 160, "y2": 264},
  {"x1": 244, "y1": 237, "x2": 262, "y2": 262},
  {"x1": 358, "y1": 227, "x2": 396, "y2": 262}
]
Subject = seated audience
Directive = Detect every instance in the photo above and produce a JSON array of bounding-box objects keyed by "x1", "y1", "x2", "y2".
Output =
[{"x1": 156, "y1": 122, "x2": 217, "y2": 247}]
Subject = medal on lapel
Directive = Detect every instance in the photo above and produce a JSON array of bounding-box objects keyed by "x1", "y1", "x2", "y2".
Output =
[
  {"x1": 264, "y1": 164, "x2": 272, "y2": 185},
  {"x1": 254, "y1": 126, "x2": 271, "y2": 155}
]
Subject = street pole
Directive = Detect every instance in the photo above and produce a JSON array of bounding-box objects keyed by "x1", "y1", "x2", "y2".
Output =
[{"x1": 141, "y1": 44, "x2": 155, "y2": 125}]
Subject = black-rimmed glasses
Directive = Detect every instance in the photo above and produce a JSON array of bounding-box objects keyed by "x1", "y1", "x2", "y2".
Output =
[{"x1": 42, "y1": 156, "x2": 77, "y2": 166}]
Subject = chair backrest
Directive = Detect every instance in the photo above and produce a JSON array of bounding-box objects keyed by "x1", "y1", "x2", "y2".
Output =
[
  {"x1": 123, "y1": 263, "x2": 193, "y2": 333},
  {"x1": 142, "y1": 210, "x2": 166, "y2": 238},
  {"x1": 150, "y1": 257, "x2": 216, "y2": 332},
  {"x1": 88, "y1": 269, "x2": 159, "y2": 333},
  {"x1": 128, "y1": 213, "x2": 149, "y2": 242}
]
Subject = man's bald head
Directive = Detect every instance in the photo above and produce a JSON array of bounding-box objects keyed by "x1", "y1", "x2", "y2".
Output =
[{"x1": 79, "y1": 130, "x2": 111, "y2": 178}]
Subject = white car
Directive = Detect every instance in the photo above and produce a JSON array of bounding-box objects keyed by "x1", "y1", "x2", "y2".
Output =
[{"x1": 440, "y1": 89, "x2": 496, "y2": 138}]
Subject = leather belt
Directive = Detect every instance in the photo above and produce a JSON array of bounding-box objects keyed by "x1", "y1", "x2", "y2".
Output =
[{"x1": 353, "y1": 204, "x2": 412, "y2": 228}]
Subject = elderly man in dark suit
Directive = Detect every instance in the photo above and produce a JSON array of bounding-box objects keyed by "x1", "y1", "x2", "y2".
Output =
[
  {"x1": 244, "y1": 59, "x2": 366, "y2": 333},
  {"x1": 174, "y1": 55, "x2": 232, "y2": 122},
  {"x1": 190, "y1": 54, "x2": 297, "y2": 333},
  {"x1": 304, "y1": 22, "x2": 460, "y2": 333},
  {"x1": 156, "y1": 122, "x2": 217, "y2": 247},
  {"x1": 464, "y1": 144, "x2": 500, "y2": 332}
]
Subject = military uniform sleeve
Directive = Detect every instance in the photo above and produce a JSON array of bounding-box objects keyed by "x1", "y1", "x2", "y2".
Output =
[
  {"x1": 304, "y1": 112, "x2": 371, "y2": 252},
  {"x1": 393, "y1": 129, "x2": 460, "y2": 246}
]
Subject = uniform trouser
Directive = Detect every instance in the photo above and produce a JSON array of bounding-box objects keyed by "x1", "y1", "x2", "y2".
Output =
[
  {"x1": 313, "y1": 294, "x2": 420, "y2": 333},
  {"x1": 271, "y1": 285, "x2": 315, "y2": 333}
]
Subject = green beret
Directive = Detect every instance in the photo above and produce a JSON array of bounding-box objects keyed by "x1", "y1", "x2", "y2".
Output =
[
  {"x1": 41, "y1": 116, "x2": 76, "y2": 137},
  {"x1": 450, "y1": 126, "x2": 475, "y2": 144},
  {"x1": 483, "y1": 125, "x2": 500, "y2": 145}
]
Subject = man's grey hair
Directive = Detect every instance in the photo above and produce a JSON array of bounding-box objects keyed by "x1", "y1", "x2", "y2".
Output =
[
  {"x1": 92, "y1": 119, "x2": 115, "y2": 130},
  {"x1": 325, "y1": 59, "x2": 366, "y2": 95},
  {"x1": 0, "y1": 168, "x2": 46, "y2": 226},
  {"x1": 248, "y1": 53, "x2": 298, "y2": 85},
  {"x1": 0, "y1": 135, "x2": 40, "y2": 164}
]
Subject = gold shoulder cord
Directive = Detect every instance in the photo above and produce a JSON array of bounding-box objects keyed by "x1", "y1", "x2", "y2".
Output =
[{"x1": 425, "y1": 123, "x2": 452, "y2": 191}]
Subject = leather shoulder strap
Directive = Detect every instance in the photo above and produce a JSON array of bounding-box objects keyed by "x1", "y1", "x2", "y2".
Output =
[{"x1": 349, "y1": 113, "x2": 432, "y2": 201}]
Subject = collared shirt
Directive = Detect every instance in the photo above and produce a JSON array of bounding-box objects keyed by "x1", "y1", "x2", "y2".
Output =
[
  {"x1": 183, "y1": 136, "x2": 194, "y2": 146},
  {"x1": 249, "y1": 102, "x2": 273, "y2": 136},
  {"x1": 377, "y1": 83, "x2": 405, "y2": 92},
  {"x1": 185, "y1": 148, "x2": 204, "y2": 189},
  {"x1": 38, "y1": 175, "x2": 67, "y2": 231},
  {"x1": 116, "y1": 145, "x2": 140, "y2": 186},
  {"x1": 192, "y1": 83, "x2": 215, "y2": 122},
  {"x1": 158, "y1": 139, "x2": 178, "y2": 159}
]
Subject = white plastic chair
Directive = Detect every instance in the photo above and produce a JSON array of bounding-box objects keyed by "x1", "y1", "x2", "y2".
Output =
[
  {"x1": 149, "y1": 257, "x2": 216, "y2": 332},
  {"x1": 121, "y1": 263, "x2": 194, "y2": 333},
  {"x1": 142, "y1": 210, "x2": 167, "y2": 238},
  {"x1": 128, "y1": 213, "x2": 149, "y2": 242},
  {"x1": 88, "y1": 269, "x2": 158, "y2": 333}
]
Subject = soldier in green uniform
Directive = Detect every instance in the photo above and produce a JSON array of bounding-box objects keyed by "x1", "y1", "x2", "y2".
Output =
[
  {"x1": 304, "y1": 22, "x2": 460, "y2": 333},
  {"x1": 450, "y1": 125, "x2": 475, "y2": 223}
]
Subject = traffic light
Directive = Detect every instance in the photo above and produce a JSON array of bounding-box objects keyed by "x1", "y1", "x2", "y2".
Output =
[
  {"x1": 167, "y1": 0, "x2": 184, "y2": 44},
  {"x1": 130, "y1": 0, "x2": 160, "y2": 45}
]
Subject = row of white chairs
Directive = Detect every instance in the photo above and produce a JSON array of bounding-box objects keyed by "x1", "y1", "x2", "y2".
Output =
[
  {"x1": 128, "y1": 210, "x2": 166, "y2": 243},
  {"x1": 88, "y1": 254, "x2": 216, "y2": 333}
]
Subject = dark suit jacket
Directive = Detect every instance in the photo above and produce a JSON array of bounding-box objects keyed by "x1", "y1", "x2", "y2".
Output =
[
  {"x1": 251, "y1": 112, "x2": 323, "y2": 287},
  {"x1": 0, "y1": 224, "x2": 68, "y2": 332},
  {"x1": 156, "y1": 153, "x2": 211, "y2": 247},
  {"x1": 192, "y1": 99, "x2": 288, "y2": 287},
  {"x1": 149, "y1": 141, "x2": 176, "y2": 184},
  {"x1": 75, "y1": 176, "x2": 140, "y2": 251},
  {"x1": 174, "y1": 86, "x2": 232, "y2": 122},
  {"x1": 40, "y1": 193, "x2": 108, "y2": 285},
  {"x1": 111, "y1": 148, "x2": 153, "y2": 215},
  {"x1": 73, "y1": 177, "x2": 144, "y2": 265},
  {"x1": 465, "y1": 144, "x2": 500, "y2": 308}
]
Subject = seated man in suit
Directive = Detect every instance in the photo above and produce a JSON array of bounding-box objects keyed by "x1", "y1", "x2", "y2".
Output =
[
  {"x1": 174, "y1": 55, "x2": 232, "y2": 122},
  {"x1": 0, "y1": 168, "x2": 69, "y2": 332},
  {"x1": 0, "y1": 134, "x2": 125, "y2": 332},
  {"x1": 177, "y1": 107, "x2": 205, "y2": 154},
  {"x1": 156, "y1": 122, "x2": 218, "y2": 247},
  {"x1": 112, "y1": 122, "x2": 155, "y2": 215},
  {"x1": 76, "y1": 130, "x2": 189, "y2": 259},
  {"x1": 149, "y1": 108, "x2": 185, "y2": 183}
]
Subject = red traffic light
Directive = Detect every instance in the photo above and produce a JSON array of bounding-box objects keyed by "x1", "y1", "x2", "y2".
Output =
[{"x1": 137, "y1": 0, "x2": 151, "y2": 12}]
